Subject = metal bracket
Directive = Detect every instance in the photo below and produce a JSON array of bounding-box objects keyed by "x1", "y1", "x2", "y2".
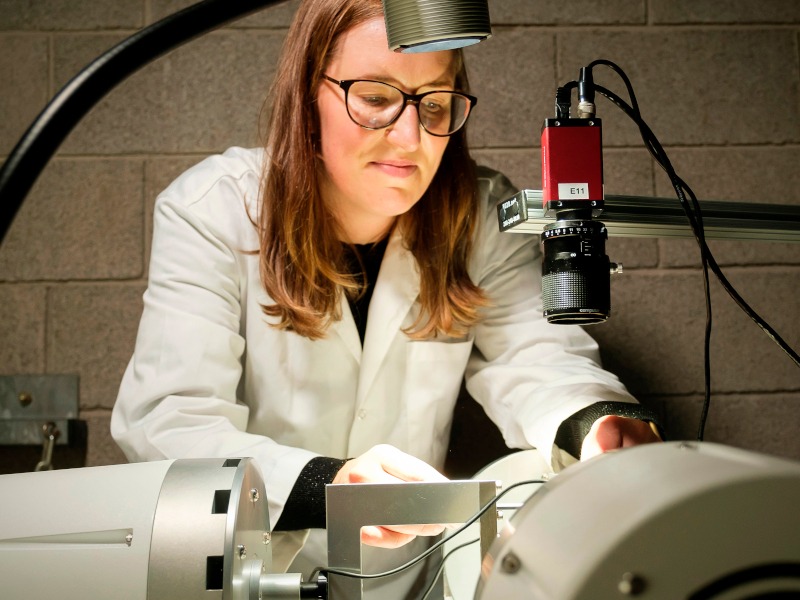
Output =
[
  {"x1": 326, "y1": 480, "x2": 497, "y2": 600},
  {"x1": 499, "y1": 189, "x2": 800, "y2": 242},
  {"x1": 0, "y1": 375, "x2": 79, "y2": 445}
]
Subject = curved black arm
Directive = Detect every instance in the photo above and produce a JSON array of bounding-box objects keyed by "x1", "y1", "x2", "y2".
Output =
[{"x1": 0, "y1": 0, "x2": 287, "y2": 243}]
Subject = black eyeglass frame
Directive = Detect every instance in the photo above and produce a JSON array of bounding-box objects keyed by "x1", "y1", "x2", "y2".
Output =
[{"x1": 321, "y1": 74, "x2": 478, "y2": 137}]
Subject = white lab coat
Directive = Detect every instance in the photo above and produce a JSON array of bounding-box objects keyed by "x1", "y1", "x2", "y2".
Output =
[{"x1": 111, "y1": 146, "x2": 635, "y2": 587}]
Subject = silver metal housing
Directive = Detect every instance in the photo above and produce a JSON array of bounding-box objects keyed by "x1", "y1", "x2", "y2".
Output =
[
  {"x1": 476, "y1": 442, "x2": 800, "y2": 600},
  {"x1": 0, "y1": 457, "x2": 271, "y2": 600}
]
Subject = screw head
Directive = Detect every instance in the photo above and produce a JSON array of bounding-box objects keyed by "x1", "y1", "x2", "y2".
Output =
[
  {"x1": 250, "y1": 488, "x2": 260, "y2": 502},
  {"x1": 501, "y1": 552, "x2": 521, "y2": 574},
  {"x1": 263, "y1": 531, "x2": 271, "y2": 545},
  {"x1": 237, "y1": 544, "x2": 247, "y2": 559},
  {"x1": 18, "y1": 392, "x2": 33, "y2": 407},
  {"x1": 618, "y1": 572, "x2": 646, "y2": 595}
]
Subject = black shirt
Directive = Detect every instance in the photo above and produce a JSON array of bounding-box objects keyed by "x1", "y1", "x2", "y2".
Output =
[{"x1": 342, "y1": 237, "x2": 389, "y2": 345}]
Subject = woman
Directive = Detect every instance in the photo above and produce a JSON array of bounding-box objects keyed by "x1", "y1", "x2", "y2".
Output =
[{"x1": 112, "y1": 0, "x2": 660, "y2": 594}]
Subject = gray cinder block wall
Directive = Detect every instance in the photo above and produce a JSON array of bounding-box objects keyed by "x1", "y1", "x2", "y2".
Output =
[{"x1": 1, "y1": 0, "x2": 798, "y2": 467}]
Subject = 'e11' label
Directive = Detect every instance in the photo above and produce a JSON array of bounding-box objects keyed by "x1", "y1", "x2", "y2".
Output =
[{"x1": 558, "y1": 183, "x2": 589, "y2": 199}]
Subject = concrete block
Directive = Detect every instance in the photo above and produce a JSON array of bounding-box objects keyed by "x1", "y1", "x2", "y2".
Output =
[
  {"x1": 704, "y1": 393, "x2": 800, "y2": 461},
  {"x1": 0, "y1": 0, "x2": 143, "y2": 30},
  {"x1": 81, "y1": 409, "x2": 129, "y2": 466},
  {"x1": 150, "y1": 0, "x2": 300, "y2": 28},
  {"x1": 591, "y1": 272, "x2": 710, "y2": 397},
  {"x1": 0, "y1": 34, "x2": 48, "y2": 154},
  {"x1": 651, "y1": 0, "x2": 800, "y2": 24},
  {"x1": 589, "y1": 268, "x2": 800, "y2": 396},
  {"x1": 558, "y1": 30, "x2": 800, "y2": 146},
  {"x1": 654, "y1": 147, "x2": 800, "y2": 205},
  {"x1": 0, "y1": 158, "x2": 144, "y2": 281},
  {"x1": 705, "y1": 267, "x2": 800, "y2": 390},
  {"x1": 145, "y1": 156, "x2": 207, "y2": 207},
  {"x1": 488, "y1": 0, "x2": 644, "y2": 25},
  {"x1": 464, "y1": 27, "x2": 555, "y2": 147},
  {"x1": 603, "y1": 147, "x2": 654, "y2": 197},
  {"x1": 646, "y1": 393, "x2": 800, "y2": 462},
  {"x1": 607, "y1": 237, "x2": 659, "y2": 269},
  {"x1": 54, "y1": 30, "x2": 284, "y2": 154},
  {"x1": 0, "y1": 284, "x2": 47, "y2": 373},
  {"x1": 660, "y1": 238, "x2": 800, "y2": 268},
  {"x1": 47, "y1": 283, "x2": 146, "y2": 410},
  {"x1": 52, "y1": 33, "x2": 128, "y2": 89}
]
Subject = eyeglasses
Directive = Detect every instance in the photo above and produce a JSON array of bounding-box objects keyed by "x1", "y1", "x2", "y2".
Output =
[{"x1": 321, "y1": 75, "x2": 477, "y2": 137}]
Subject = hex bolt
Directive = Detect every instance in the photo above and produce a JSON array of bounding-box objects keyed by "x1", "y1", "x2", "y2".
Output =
[
  {"x1": 618, "y1": 572, "x2": 647, "y2": 596},
  {"x1": 501, "y1": 552, "x2": 521, "y2": 574}
]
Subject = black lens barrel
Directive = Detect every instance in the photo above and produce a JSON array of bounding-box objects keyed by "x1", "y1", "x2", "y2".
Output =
[{"x1": 541, "y1": 219, "x2": 610, "y2": 324}]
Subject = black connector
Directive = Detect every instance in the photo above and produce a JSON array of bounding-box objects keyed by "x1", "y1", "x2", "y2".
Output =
[
  {"x1": 301, "y1": 574, "x2": 328, "y2": 599},
  {"x1": 578, "y1": 66, "x2": 595, "y2": 105},
  {"x1": 555, "y1": 81, "x2": 577, "y2": 119},
  {"x1": 577, "y1": 66, "x2": 596, "y2": 118}
]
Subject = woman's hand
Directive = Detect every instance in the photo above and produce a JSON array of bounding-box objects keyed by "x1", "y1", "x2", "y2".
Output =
[
  {"x1": 580, "y1": 415, "x2": 662, "y2": 461},
  {"x1": 333, "y1": 444, "x2": 450, "y2": 548}
]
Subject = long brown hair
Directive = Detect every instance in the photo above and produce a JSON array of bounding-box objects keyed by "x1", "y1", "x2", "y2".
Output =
[{"x1": 259, "y1": 0, "x2": 487, "y2": 340}]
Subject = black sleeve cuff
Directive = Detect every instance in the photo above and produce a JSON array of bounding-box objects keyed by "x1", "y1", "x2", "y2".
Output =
[
  {"x1": 273, "y1": 456, "x2": 349, "y2": 531},
  {"x1": 554, "y1": 401, "x2": 666, "y2": 460}
]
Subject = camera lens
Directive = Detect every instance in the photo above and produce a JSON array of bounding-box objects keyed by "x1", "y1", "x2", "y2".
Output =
[{"x1": 541, "y1": 220, "x2": 610, "y2": 324}]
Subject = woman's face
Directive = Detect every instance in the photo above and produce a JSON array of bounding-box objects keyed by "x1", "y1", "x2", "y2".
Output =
[{"x1": 316, "y1": 17, "x2": 455, "y2": 244}]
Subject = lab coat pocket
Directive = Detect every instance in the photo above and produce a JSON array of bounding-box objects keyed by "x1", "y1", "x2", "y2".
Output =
[{"x1": 404, "y1": 339, "x2": 474, "y2": 465}]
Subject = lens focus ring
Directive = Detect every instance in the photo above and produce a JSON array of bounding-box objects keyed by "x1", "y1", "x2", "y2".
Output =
[{"x1": 541, "y1": 220, "x2": 610, "y2": 324}]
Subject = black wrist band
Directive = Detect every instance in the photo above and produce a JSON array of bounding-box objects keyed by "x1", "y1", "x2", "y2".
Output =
[
  {"x1": 554, "y1": 401, "x2": 665, "y2": 460},
  {"x1": 274, "y1": 456, "x2": 349, "y2": 531}
]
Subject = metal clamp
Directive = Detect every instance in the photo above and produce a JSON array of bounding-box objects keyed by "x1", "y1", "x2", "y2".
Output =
[
  {"x1": 34, "y1": 422, "x2": 59, "y2": 472},
  {"x1": 0, "y1": 375, "x2": 78, "y2": 446}
]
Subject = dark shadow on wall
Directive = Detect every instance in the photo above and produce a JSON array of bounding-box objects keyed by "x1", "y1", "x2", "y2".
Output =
[{"x1": 444, "y1": 382, "x2": 518, "y2": 479}]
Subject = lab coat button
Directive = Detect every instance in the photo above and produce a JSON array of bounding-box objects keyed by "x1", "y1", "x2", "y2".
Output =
[{"x1": 357, "y1": 409, "x2": 367, "y2": 419}]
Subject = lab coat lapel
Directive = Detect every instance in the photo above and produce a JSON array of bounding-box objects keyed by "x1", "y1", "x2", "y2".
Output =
[
  {"x1": 330, "y1": 291, "x2": 362, "y2": 364},
  {"x1": 358, "y1": 230, "x2": 420, "y2": 405}
]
